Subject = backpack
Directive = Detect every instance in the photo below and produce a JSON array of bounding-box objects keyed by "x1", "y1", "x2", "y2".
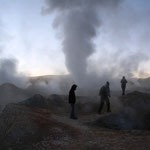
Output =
[{"x1": 99, "y1": 86, "x2": 107, "y2": 96}]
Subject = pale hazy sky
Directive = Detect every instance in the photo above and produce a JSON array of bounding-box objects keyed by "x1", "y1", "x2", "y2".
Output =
[
  {"x1": 0, "y1": 0, "x2": 67, "y2": 76},
  {"x1": 0, "y1": 0, "x2": 150, "y2": 78}
]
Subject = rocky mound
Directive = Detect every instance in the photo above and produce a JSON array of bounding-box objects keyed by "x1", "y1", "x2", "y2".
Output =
[
  {"x1": 121, "y1": 91, "x2": 150, "y2": 110},
  {"x1": 0, "y1": 83, "x2": 31, "y2": 109},
  {"x1": 18, "y1": 94, "x2": 99, "y2": 114},
  {"x1": 0, "y1": 103, "x2": 81, "y2": 150},
  {"x1": 18, "y1": 94, "x2": 48, "y2": 109},
  {"x1": 47, "y1": 95, "x2": 99, "y2": 114},
  {"x1": 91, "y1": 91, "x2": 150, "y2": 130},
  {"x1": 1, "y1": 93, "x2": 150, "y2": 150}
]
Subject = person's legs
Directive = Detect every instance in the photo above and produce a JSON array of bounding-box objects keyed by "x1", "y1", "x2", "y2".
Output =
[
  {"x1": 121, "y1": 85, "x2": 125, "y2": 95},
  {"x1": 98, "y1": 97, "x2": 104, "y2": 114},
  {"x1": 70, "y1": 104, "x2": 75, "y2": 118},
  {"x1": 106, "y1": 97, "x2": 111, "y2": 112},
  {"x1": 123, "y1": 85, "x2": 126, "y2": 95},
  {"x1": 122, "y1": 85, "x2": 126, "y2": 95},
  {"x1": 70, "y1": 104, "x2": 77, "y2": 119}
]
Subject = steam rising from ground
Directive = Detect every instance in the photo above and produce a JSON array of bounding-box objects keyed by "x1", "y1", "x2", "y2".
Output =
[
  {"x1": 43, "y1": 0, "x2": 121, "y2": 88},
  {"x1": 0, "y1": 58, "x2": 29, "y2": 88},
  {"x1": 44, "y1": 0, "x2": 150, "y2": 89},
  {"x1": 0, "y1": 20, "x2": 29, "y2": 88}
]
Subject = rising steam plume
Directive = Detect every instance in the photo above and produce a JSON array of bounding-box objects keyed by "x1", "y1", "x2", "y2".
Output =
[
  {"x1": 43, "y1": 0, "x2": 121, "y2": 87},
  {"x1": 43, "y1": 0, "x2": 150, "y2": 89}
]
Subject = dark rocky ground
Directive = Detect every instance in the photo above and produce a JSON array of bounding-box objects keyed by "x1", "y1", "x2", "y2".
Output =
[
  {"x1": 0, "y1": 91, "x2": 150, "y2": 150},
  {"x1": 91, "y1": 91, "x2": 150, "y2": 130}
]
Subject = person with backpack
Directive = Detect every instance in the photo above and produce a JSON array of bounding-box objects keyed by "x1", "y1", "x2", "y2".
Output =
[
  {"x1": 69, "y1": 84, "x2": 78, "y2": 119},
  {"x1": 98, "y1": 81, "x2": 111, "y2": 114},
  {"x1": 121, "y1": 76, "x2": 127, "y2": 95}
]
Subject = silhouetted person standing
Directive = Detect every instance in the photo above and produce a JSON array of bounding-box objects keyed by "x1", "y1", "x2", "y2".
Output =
[
  {"x1": 121, "y1": 76, "x2": 127, "y2": 95},
  {"x1": 98, "y1": 81, "x2": 111, "y2": 114},
  {"x1": 69, "y1": 84, "x2": 77, "y2": 119}
]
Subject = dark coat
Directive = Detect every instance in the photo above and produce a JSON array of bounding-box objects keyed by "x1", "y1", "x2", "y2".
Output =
[
  {"x1": 121, "y1": 78, "x2": 127, "y2": 86},
  {"x1": 99, "y1": 85, "x2": 110, "y2": 97},
  {"x1": 69, "y1": 89, "x2": 76, "y2": 104}
]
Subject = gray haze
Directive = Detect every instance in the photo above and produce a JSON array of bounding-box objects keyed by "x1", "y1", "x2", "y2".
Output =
[{"x1": 44, "y1": 0, "x2": 150, "y2": 89}]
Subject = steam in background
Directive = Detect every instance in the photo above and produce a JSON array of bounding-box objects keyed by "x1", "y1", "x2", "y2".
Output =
[
  {"x1": 43, "y1": 0, "x2": 150, "y2": 89},
  {"x1": 88, "y1": 0, "x2": 150, "y2": 78},
  {"x1": 0, "y1": 19, "x2": 29, "y2": 88},
  {"x1": 29, "y1": 75, "x2": 74, "y2": 95},
  {"x1": 0, "y1": 0, "x2": 150, "y2": 96},
  {"x1": 0, "y1": 58, "x2": 29, "y2": 88}
]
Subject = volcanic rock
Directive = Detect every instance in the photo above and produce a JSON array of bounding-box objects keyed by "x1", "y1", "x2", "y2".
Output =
[
  {"x1": 0, "y1": 103, "x2": 81, "y2": 150},
  {"x1": 91, "y1": 91, "x2": 150, "y2": 130},
  {"x1": 18, "y1": 94, "x2": 48, "y2": 109}
]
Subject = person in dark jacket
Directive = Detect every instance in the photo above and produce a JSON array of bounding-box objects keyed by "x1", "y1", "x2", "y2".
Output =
[
  {"x1": 69, "y1": 84, "x2": 77, "y2": 119},
  {"x1": 121, "y1": 76, "x2": 127, "y2": 95},
  {"x1": 98, "y1": 81, "x2": 111, "y2": 114}
]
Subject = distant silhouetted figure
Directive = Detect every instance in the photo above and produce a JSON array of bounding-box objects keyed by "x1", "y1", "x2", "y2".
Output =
[
  {"x1": 121, "y1": 76, "x2": 127, "y2": 95},
  {"x1": 69, "y1": 84, "x2": 77, "y2": 119},
  {"x1": 98, "y1": 81, "x2": 111, "y2": 114}
]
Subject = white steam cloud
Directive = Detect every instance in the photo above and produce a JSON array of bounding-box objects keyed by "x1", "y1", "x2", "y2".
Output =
[
  {"x1": 88, "y1": 0, "x2": 150, "y2": 78},
  {"x1": 43, "y1": 0, "x2": 150, "y2": 89},
  {"x1": 0, "y1": 58, "x2": 29, "y2": 88},
  {"x1": 0, "y1": 19, "x2": 29, "y2": 88}
]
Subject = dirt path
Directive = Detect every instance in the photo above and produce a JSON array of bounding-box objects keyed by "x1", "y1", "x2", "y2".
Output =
[{"x1": 51, "y1": 113, "x2": 150, "y2": 150}]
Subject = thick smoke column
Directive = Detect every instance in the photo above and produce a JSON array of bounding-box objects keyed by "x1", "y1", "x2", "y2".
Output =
[
  {"x1": 44, "y1": 0, "x2": 121, "y2": 87},
  {"x1": 63, "y1": 8, "x2": 99, "y2": 84}
]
